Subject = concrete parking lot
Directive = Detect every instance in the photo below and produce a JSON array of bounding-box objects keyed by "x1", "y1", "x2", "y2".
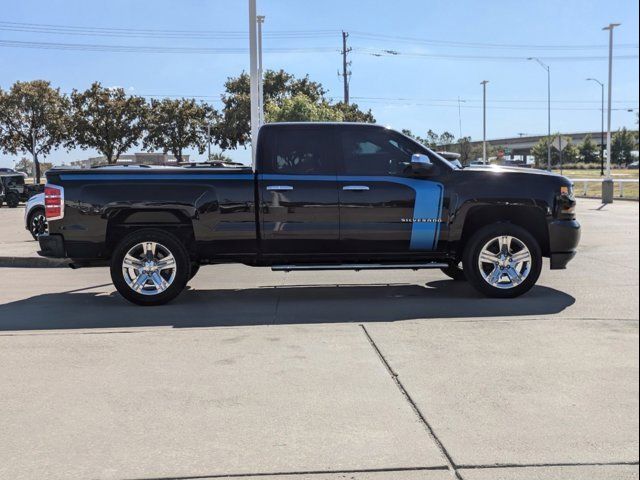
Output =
[{"x1": 0, "y1": 199, "x2": 638, "y2": 480}]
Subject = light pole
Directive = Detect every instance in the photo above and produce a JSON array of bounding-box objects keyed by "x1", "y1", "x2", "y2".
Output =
[
  {"x1": 257, "y1": 15, "x2": 265, "y2": 127},
  {"x1": 603, "y1": 24, "x2": 620, "y2": 178},
  {"x1": 481, "y1": 81, "x2": 489, "y2": 164},
  {"x1": 528, "y1": 57, "x2": 552, "y2": 171},
  {"x1": 248, "y1": 0, "x2": 259, "y2": 168},
  {"x1": 601, "y1": 23, "x2": 621, "y2": 204},
  {"x1": 586, "y1": 78, "x2": 605, "y2": 176},
  {"x1": 457, "y1": 97, "x2": 465, "y2": 139}
]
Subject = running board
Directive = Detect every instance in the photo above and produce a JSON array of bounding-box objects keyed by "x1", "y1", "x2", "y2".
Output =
[{"x1": 271, "y1": 263, "x2": 448, "y2": 272}]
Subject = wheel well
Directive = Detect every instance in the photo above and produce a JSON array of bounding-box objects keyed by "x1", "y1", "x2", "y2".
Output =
[
  {"x1": 459, "y1": 205, "x2": 550, "y2": 257},
  {"x1": 105, "y1": 209, "x2": 196, "y2": 259}
]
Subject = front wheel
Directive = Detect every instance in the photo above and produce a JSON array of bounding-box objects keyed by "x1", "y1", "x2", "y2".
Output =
[
  {"x1": 110, "y1": 229, "x2": 190, "y2": 306},
  {"x1": 463, "y1": 223, "x2": 542, "y2": 298}
]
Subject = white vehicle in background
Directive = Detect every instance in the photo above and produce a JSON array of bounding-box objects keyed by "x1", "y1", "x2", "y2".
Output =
[{"x1": 24, "y1": 192, "x2": 47, "y2": 239}]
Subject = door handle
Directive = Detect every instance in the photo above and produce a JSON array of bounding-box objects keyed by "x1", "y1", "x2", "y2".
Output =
[
  {"x1": 342, "y1": 185, "x2": 370, "y2": 191},
  {"x1": 266, "y1": 185, "x2": 294, "y2": 191}
]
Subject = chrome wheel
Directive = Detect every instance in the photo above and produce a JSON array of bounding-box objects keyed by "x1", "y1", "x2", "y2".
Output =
[
  {"x1": 30, "y1": 212, "x2": 48, "y2": 237},
  {"x1": 122, "y1": 242, "x2": 177, "y2": 296},
  {"x1": 478, "y1": 235, "x2": 532, "y2": 290}
]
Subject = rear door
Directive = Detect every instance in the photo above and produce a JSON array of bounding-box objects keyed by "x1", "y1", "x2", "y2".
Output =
[
  {"x1": 257, "y1": 125, "x2": 340, "y2": 255},
  {"x1": 337, "y1": 126, "x2": 446, "y2": 254}
]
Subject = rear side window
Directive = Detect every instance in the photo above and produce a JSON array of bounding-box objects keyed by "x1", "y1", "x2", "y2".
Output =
[
  {"x1": 340, "y1": 127, "x2": 425, "y2": 176},
  {"x1": 262, "y1": 127, "x2": 336, "y2": 175}
]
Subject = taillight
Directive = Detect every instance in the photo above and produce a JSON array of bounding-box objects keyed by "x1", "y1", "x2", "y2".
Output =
[{"x1": 44, "y1": 184, "x2": 64, "y2": 221}]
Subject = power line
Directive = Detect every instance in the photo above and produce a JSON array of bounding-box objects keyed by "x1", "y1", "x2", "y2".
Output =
[
  {"x1": 349, "y1": 31, "x2": 640, "y2": 51},
  {"x1": 0, "y1": 39, "x2": 337, "y2": 54},
  {"x1": 354, "y1": 47, "x2": 640, "y2": 62},
  {"x1": 1, "y1": 21, "x2": 638, "y2": 51},
  {"x1": 0, "y1": 21, "x2": 338, "y2": 39}
]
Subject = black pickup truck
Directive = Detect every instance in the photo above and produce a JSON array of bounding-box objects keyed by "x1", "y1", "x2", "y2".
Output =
[{"x1": 39, "y1": 122, "x2": 580, "y2": 306}]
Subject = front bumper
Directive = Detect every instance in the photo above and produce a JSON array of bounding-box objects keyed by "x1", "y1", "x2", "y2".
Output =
[
  {"x1": 38, "y1": 234, "x2": 66, "y2": 258},
  {"x1": 548, "y1": 219, "x2": 581, "y2": 270}
]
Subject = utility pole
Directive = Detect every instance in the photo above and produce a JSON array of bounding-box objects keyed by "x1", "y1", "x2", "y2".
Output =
[
  {"x1": 248, "y1": 0, "x2": 259, "y2": 168},
  {"x1": 481, "y1": 81, "x2": 489, "y2": 164},
  {"x1": 257, "y1": 15, "x2": 265, "y2": 127},
  {"x1": 586, "y1": 78, "x2": 605, "y2": 176},
  {"x1": 340, "y1": 31, "x2": 352, "y2": 105},
  {"x1": 528, "y1": 57, "x2": 552, "y2": 171},
  {"x1": 207, "y1": 124, "x2": 211, "y2": 161}
]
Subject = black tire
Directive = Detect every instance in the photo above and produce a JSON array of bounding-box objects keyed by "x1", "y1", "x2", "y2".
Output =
[
  {"x1": 5, "y1": 192, "x2": 19, "y2": 208},
  {"x1": 27, "y1": 207, "x2": 48, "y2": 240},
  {"x1": 110, "y1": 229, "x2": 190, "y2": 306},
  {"x1": 189, "y1": 262, "x2": 200, "y2": 281},
  {"x1": 463, "y1": 223, "x2": 542, "y2": 298},
  {"x1": 440, "y1": 262, "x2": 466, "y2": 281}
]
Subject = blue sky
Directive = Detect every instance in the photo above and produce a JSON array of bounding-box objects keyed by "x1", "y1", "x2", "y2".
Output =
[{"x1": 1, "y1": 0, "x2": 638, "y2": 167}]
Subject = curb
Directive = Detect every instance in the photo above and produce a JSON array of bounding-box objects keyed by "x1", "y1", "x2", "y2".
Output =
[{"x1": 0, "y1": 256, "x2": 70, "y2": 268}]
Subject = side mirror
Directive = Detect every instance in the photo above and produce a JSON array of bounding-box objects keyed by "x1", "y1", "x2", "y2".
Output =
[{"x1": 411, "y1": 154, "x2": 434, "y2": 176}]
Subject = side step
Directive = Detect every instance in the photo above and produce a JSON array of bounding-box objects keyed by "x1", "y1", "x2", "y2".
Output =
[{"x1": 271, "y1": 263, "x2": 449, "y2": 272}]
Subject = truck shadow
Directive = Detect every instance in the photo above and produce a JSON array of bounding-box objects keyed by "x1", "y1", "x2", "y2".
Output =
[{"x1": 0, "y1": 280, "x2": 576, "y2": 331}]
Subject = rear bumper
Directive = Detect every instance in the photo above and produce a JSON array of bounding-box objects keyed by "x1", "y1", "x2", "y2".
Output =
[
  {"x1": 38, "y1": 234, "x2": 66, "y2": 258},
  {"x1": 548, "y1": 219, "x2": 581, "y2": 270}
]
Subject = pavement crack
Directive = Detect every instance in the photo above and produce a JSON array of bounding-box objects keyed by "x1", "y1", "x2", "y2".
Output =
[
  {"x1": 121, "y1": 465, "x2": 449, "y2": 480},
  {"x1": 359, "y1": 323, "x2": 462, "y2": 480}
]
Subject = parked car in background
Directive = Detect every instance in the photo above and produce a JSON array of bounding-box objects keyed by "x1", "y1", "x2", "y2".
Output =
[
  {"x1": 24, "y1": 193, "x2": 47, "y2": 239},
  {"x1": 0, "y1": 172, "x2": 44, "y2": 207},
  {"x1": 628, "y1": 161, "x2": 639, "y2": 169}
]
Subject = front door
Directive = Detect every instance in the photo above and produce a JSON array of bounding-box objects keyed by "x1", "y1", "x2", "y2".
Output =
[
  {"x1": 258, "y1": 125, "x2": 340, "y2": 256},
  {"x1": 337, "y1": 126, "x2": 446, "y2": 255}
]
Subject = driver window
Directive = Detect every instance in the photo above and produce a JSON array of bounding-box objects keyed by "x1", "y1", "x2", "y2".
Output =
[{"x1": 341, "y1": 128, "x2": 418, "y2": 176}]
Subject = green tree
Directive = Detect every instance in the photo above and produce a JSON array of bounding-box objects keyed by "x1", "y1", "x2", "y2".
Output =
[
  {"x1": 579, "y1": 134, "x2": 600, "y2": 164},
  {"x1": 215, "y1": 69, "x2": 374, "y2": 149},
  {"x1": 266, "y1": 94, "x2": 344, "y2": 122},
  {"x1": 14, "y1": 157, "x2": 52, "y2": 176},
  {"x1": 332, "y1": 102, "x2": 375, "y2": 123},
  {"x1": 144, "y1": 98, "x2": 217, "y2": 163},
  {"x1": 531, "y1": 137, "x2": 551, "y2": 169},
  {"x1": 70, "y1": 82, "x2": 147, "y2": 164},
  {"x1": 439, "y1": 131, "x2": 456, "y2": 148},
  {"x1": 611, "y1": 128, "x2": 637, "y2": 166},
  {"x1": 0, "y1": 80, "x2": 70, "y2": 183}
]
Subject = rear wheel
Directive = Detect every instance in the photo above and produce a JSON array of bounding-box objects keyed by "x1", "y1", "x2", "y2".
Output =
[
  {"x1": 110, "y1": 229, "x2": 190, "y2": 306},
  {"x1": 27, "y1": 207, "x2": 48, "y2": 239},
  {"x1": 5, "y1": 192, "x2": 19, "y2": 208},
  {"x1": 463, "y1": 223, "x2": 542, "y2": 298}
]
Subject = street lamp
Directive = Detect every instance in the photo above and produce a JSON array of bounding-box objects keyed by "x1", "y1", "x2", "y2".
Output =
[
  {"x1": 257, "y1": 15, "x2": 265, "y2": 127},
  {"x1": 528, "y1": 57, "x2": 552, "y2": 171},
  {"x1": 602, "y1": 23, "x2": 621, "y2": 204},
  {"x1": 586, "y1": 78, "x2": 605, "y2": 176},
  {"x1": 480, "y1": 81, "x2": 489, "y2": 164},
  {"x1": 248, "y1": 0, "x2": 259, "y2": 168}
]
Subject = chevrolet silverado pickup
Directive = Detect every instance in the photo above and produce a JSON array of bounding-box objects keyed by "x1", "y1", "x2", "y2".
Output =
[{"x1": 39, "y1": 122, "x2": 580, "y2": 306}]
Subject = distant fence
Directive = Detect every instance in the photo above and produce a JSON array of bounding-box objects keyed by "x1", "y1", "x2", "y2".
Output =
[{"x1": 571, "y1": 178, "x2": 639, "y2": 200}]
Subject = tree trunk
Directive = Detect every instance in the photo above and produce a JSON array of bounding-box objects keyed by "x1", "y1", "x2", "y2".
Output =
[{"x1": 33, "y1": 151, "x2": 41, "y2": 185}]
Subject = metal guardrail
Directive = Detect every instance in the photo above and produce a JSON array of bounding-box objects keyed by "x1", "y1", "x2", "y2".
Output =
[{"x1": 570, "y1": 178, "x2": 639, "y2": 199}]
